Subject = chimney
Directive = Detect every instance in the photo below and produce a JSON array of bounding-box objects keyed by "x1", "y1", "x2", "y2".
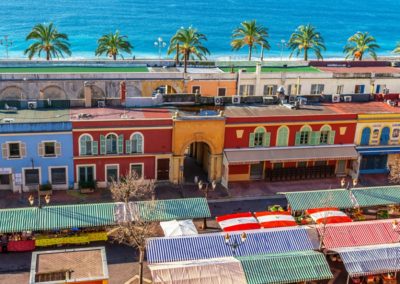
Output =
[{"x1": 84, "y1": 81, "x2": 92, "y2": 108}]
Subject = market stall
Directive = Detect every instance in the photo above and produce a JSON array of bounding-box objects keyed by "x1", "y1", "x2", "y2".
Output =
[
  {"x1": 254, "y1": 211, "x2": 297, "y2": 228},
  {"x1": 216, "y1": 212, "x2": 261, "y2": 232},
  {"x1": 160, "y1": 219, "x2": 198, "y2": 237},
  {"x1": 306, "y1": 207, "x2": 353, "y2": 224}
]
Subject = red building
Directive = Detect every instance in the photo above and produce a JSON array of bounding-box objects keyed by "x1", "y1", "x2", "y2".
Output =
[
  {"x1": 71, "y1": 108, "x2": 173, "y2": 188},
  {"x1": 221, "y1": 104, "x2": 359, "y2": 186}
]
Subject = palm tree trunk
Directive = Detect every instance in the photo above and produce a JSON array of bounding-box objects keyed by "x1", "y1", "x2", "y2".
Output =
[
  {"x1": 46, "y1": 51, "x2": 50, "y2": 61},
  {"x1": 138, "y1": 248, "x2": 144, "y2": 284},
  {"x1": 176, "y1": 43, "x2": 180, "y2": 65},
  {"x1": 113, "y1": 53, "x2": 117, "y2": 60},
  {"x1": 248, "y1": 45, "x2": 252, "y2": 61},
  {"x1": 359, "y1": 52, "x2": 363, "y2": 61},
  {"x1": 184, "y1": 50, "x2": 188, "y2": 74},
  {"x1": 304, "y1": 48, "x2": 308, "y2": 61}
]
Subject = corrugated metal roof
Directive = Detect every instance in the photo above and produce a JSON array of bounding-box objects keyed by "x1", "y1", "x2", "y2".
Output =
[
  {"x1": 282, "y1": 189, "x2": 355, "y2": 211},
  {"x1": 334, "y1": 243, "x2": 400, "y2": 277},
  {"x1": 352, "y1": 186, "x2": 400, "y2": 207},
  {"x1": 146, "y1": 227, "x2": 314, "y2": 263},
  {"x1": 238, "y1": 251, "x2": 333, "y2": 284},
  {"x1": 319, "y1": 220, "x2": 398, "y2": 249},
  {"x1": 0, "y1": 203, "x2": 116, "y2": 233}
]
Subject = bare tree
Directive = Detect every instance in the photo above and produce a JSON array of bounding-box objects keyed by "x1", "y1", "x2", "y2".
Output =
[
  {"x1": 389, "y1": 155, "x2": 400, "y2": 184},
  {"x1": 109, "y1": 172, "x2": 158, "y2": 284}
]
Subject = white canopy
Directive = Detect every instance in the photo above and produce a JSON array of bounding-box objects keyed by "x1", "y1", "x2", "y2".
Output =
[{"x1": 160, "y1": 219, "x2": 198, "y2": 237}]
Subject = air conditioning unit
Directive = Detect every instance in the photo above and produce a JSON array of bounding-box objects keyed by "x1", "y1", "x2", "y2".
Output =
[
  {"x1": 332, "y1": 94, "x2": 340, "y2": 103},
  {"x1": 232, "y1": 96, "x2": 241, "y2": 104},
  {"x1": 214, "y1": 96, "x2": 223, "y2": 106},
  {"x1": 28, "y1": 101, "x2": 37, "y2": 109},
  {"x1": 2, "y1": 118, "x2": 14, "y2": 123},
  {"x1": 288, "y1": 96, "x2": 296, "y2": 103},
  {"x1": 344, "y1": 96, "x2": 352, "y2": 102},
  {"x1": 97, "y1": 100, "x2": 105, "y2": 108},
  {"x1": 297, "y1": 97, "x2": 307, "y2": 106},
  {"x1": 263, "y1": 96, "x2": 274, "y2": 105}
]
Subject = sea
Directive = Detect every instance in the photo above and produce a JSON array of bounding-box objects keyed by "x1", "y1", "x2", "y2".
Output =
[{"x1": 0, "y1": 0, "x2": 399, "y2": 60}]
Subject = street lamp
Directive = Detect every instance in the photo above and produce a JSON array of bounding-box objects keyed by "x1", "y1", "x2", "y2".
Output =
[
  {"x1": 0, "y1": 35, "x2": 12, "y2": 59},
  {"x1": 154, "y1": 37, "x2": 167, "y2": 59},
  {"x1": 277, "y1": 39, "x2": 287, "y2": 62},
  {"x1": 341, "y1": 177, "x2": 358, "y2": 190},
  {"x1": 225, "y1": 232, "x2": 247, "y2": 256},
  {"x1": 28, "y1": 193, "x2": 50, "y2": 208},
  {"x1": 198, "y1": 180, "x2": 217, "y2": 229}
]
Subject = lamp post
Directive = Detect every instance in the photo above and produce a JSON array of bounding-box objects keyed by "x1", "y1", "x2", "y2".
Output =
[
  {"x1": 198, "y1": 180, "x2": 217, "y2": 229},
  {"x1": 225, "y1": 232, "x2": 247, "y2": 256},
  {"x1": 341, "y1": 177, "x2": 358, "y2": 190},
  {"x1": 0, "y1": 35, "x2": 12, "y2": 59},
  {"x1": 277, "y1": 39, "x2": 286, "y2": 62},
  {"x1": 154, "y1": 37, "x2": 167, "y2": 60}
]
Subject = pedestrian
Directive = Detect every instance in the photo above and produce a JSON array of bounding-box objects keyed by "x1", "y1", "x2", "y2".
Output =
[{"x1": 1, "y1": 234, "x2": 8, "y2": 253}]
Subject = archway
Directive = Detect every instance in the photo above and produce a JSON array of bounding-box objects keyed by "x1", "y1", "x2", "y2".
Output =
[
  {"x1": 0, "y1": 86, "x2": 25, "y2": 100},
  {"x1": 77, "y1": 85, "x2": 106, "y2": 99},
  {"x1": 183, "y1": 141, "x2": 211, "y2": 183},
  {"x1": 42, "y1": 85, "x2": 67, "y2": 100}
]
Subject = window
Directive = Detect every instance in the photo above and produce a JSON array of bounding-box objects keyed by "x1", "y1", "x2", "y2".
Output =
[
  {"x1": 44, "y1": 142, "x2": 55, "y2": 156},
  {"x1": 50, "y1": 168, "x2": 67, "y2": 185},
  {"x1": 310, "y1": 84, "x2": 324, "y2": 95},
  {"x1": 288, "y1": 84, "x2": 302, "y2": 95},
  {"x1": 130, "y1": 164, "x2": 143, "y2": 178},
  {"x1": 0, "y1": 174, "x2": 10, "y2": 185},
  {"x1": 127, "y1": 133, "x2": 143, "y2": 154},
  {"x1": 106, "y1": 165, "x2": 119, "y2": 182},
  {"x1": 354, "y1": 85, "x2": 365, "y2": 94},
  {"x1": 79, "y1": 135, "x2": 93, "y2": 156},
  {"x1": 192, "y1": 86, "x2": 201, "y2": 94},
  {"x1": 9, "y1": 143, "x2": 20, "y2": 158},
  {"x1": 217, "y1": 88, "x2": 226, "y2": 97},
  {"x1": 254, "y1": 131, "x2": 264, "y2": 147},
  {"x1": 276, "y1": 127, "x2": 289, "y2": 147},
  {"x1": 239, "y1": 85, "x2": 255, "y2": 96},
  {"x1": 106, "y1": 134, "x2": 118, "y2": 154},
  {"x1": 319, "y1": 126, "x2": 331, "y2": 145},
  {"x1": 78, "y1": 166, "x2": 94, "y2": 182},
  {"x1": 376, "y1": 84, "x2": 386, "y2": 94},
  {"x1": 300, "y1": 130, "x2": 310, "y2": 145},
  {"x1": 297, "y1": 161, "x2": 307, "y2": 168},
  {"x1": 336, "y1": 85, "x2": 344, "y2": 94},
  {"x1": 249, "y1": 127, "x2": 270, "y2": 148},
  {"x1": 24, "y1": 169, "x2": 39, "y2": 185},
  {"x1": 263, "y1": 85, "x2": 277, "y2": 96}
]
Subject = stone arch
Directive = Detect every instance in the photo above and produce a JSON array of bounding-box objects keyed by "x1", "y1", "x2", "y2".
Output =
[
  {"x1": 0, "y1": 86, "x2": 25, "y2": 100},
  {"x1": 41, "y1": 85, "x2": 67, "y2": 100},
  {"x1": 77, "y1": 85, "x2": 106, "y2": 99},
  {"x1": 178, "y1": 137, "x2": 218, "y2": 157}
]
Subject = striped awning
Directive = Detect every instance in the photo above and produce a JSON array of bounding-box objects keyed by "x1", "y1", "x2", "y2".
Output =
[
  {"x1": 334, "y1": 243, "x2": 400, "y2": 277},
  {"x1": 282, "y1": 189, "x2": 355, "y2": 211},
  {"x1": 115, "y1": 198, "x2": 211, "y2": 222},
  {"x1": 0, "y1": 203, "x2": 116, "y2": 233},
  {"x1": 146, "y1": 227, "x2": 314, "y2": 263},
  {"x1": 319, "y1": 220, "x2": 398, "y2": 249},
  {"x1": 352, "y1": 186, "x2": 400, "y2": 207},
  {"x1": 238, "y1": 251, "x2": 333, "y2": 284}
]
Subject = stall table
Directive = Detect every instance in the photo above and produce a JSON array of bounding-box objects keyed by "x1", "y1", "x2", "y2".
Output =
[{"x1": 7, "y1": 240, "x2": 35, "y2": 252}]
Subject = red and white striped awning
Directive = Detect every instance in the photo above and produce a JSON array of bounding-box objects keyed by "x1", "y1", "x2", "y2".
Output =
[
  {"x1": 254, "y1": 211, "x2": 297, "y2": 229},
  {"x1": 216, "y1": 212, "x2": 261, "y2": 232},
  {"x1": 306, "y1": 208, "x2": 352, "y2": 224}
]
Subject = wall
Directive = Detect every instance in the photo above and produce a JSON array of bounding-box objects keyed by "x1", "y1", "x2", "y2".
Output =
[
  {"x1": 355, "y1": 115, "x2": 400, "y2": 146},
  {"x1": 187, "y1": 80, "x2": 237, "y2": 96}
]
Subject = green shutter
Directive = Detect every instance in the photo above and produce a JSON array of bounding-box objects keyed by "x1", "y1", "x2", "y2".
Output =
[
  {"x1": 125, "y1": 140, "x2": 131, "y2": 154},
  {"x1": 118, "y1": 134, "x2": 124, "y2": 154},
  {"x1": 263, "y1": 132, "x2": 271, "y2": 147},
  {"x1": 80, "y1": 140, "x2": 86, "y2": 155},
  {"x1": 329, "y1": 131, "x2": 336, "y2": 144},
  {"x1": 295, "y1": 132, "x2": 301, "y2": 145},
  {"x1": 92, "y1": 141, "x2": 98, "y2": 155},
  {"x1": 249, "y1": 133, "x2": 255, "y2": 148},
  {"x1": 100, "y1": 135, "x2": 106, "y2": 155},
  {"x1": 310, "y1": 131, "x2": 321, "y2": 145},
  {"x1": 137, "y1": 136, "x2": 143, "y2": 153}
]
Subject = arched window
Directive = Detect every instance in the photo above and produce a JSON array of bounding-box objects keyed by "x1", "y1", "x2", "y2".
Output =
[
  {"x1": 299, "y1": 126, "x2": 312, "y2": 145},
  {"x1": 127, "y1": 133, "x2": 144, "y2": 154},
  {"x1": 360, "y1": 127, "x2": 371, "y2": 146},
  {"x1": 380, "y1": 127, "x2": 390, "y2": 145},
  {"x1": 249, "y1": 127, "x2": 270, "y2": 148},
  {"x1": 106, "y1": 134, "x2": 118, "y2": 154},
  {"x1": 79, "y1": 135, "x2": 93, "y2": 155},
  {"x1": 319, "y1": 125, "x2": 331, "y2": 144},
  {"x1": 277, "y1": 126, "x2": 289, "y2": 147}
]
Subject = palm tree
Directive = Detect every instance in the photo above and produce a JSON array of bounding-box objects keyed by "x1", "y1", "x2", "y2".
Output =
[
  {"x1": 288, "y1": 24, "x2": 326, "y2": 61},
  {"x1": 393, "y1": 42, "x2": 400, "y2": 54},
  {"x1": 95, "y1": 30, "x2": 133, "y2": 60},
  {"x1": 231, "y1": 20, "x2": 270, "y2": 61},
  {"x1": 344, "y1": 32, "x2": 380, "y2": 60},
  {"x1": 24, "y1": 23, "x2": 71, "y2": 60},
  {"x1": 167, "y1": 27, "x2": 209, "y2": 73}
]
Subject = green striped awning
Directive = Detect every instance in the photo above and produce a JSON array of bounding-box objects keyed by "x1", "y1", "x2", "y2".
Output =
[
  {"x1": 0, "y1": 203, "x2": 116, "y2": 233},
  {"x1": 237, "y1": 251, "x2": 333, "y2": 284},
  {"x1": 352, "y1": 186, "x2": 400, "y2": 207},
  {"x1": 282, "y1": 189, "x2": 355, "y2": 211},
  {"x1": 132, "y1": 198, "x2": 211, "y2": 222}
]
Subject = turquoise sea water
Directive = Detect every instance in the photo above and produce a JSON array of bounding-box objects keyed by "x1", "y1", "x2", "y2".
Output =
[{"x1": 0, "y1": 0, "x2": 399, "y2": 59}]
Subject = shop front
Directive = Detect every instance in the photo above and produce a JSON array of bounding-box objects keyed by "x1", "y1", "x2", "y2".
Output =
[
  {"x1": 357, "y1": 146, "x2": 400, "y2": 174},
  {"x1": 0, "y1": 168, "x2": 13, "y2": 190}
]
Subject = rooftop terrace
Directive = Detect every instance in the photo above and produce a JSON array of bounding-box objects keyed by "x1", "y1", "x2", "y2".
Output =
[
  {"x1": 0, "y1": 109, "x2": 70, "y2": 123},
  {"x1": 70, "y1": 107, "x2": 173, "y2": 121}
]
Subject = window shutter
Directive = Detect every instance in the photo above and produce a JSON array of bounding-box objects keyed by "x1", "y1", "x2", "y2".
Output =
[
  {"x1": 329, "y1": 131, "x2": 336, "y2": 144},
  {"x1": 249, "y1": 133, "x2": 255, "y2": 148},
  {"x1": 1, "y1": 143, "x2": 8, "y2": 159},
  {"x1": 118, "y1": 134, "x2": 124, "y2": 154},
  {"x1": 249, "y1": 85, "x2": 255, "y2": 96},
  {"x1": 310, "y1": 131, "x2": 321, "y2": 145},
  {"x1": 125, "y1": 140, "x2": 131, "y2": 154},
  {"x1": 263, "y1": 132, "x2": 271, "y2": 147},
  {"x1": 137, "y1": 136, "x2": 143, "y2": 153},
  {"x1": 20, "y1": 143, "x2": 26, "y2": 157},
  {"x1": 100, "y1": 135, "x2": 106, "y2": 155},
  {"x1": 80, "y1": 139, "x2": 87, "y2": 155},
  {"x1": 272, "y1": 85, "x2": 277, "y2": 95},
  {"x1": 92, "y1": 141, "x2": 99, "y2": 155},
  {"x1": 38, "y1": 142, "x2": 44, "y2": 157},
  {"x1": 295, "y1": 132, "x2": 301, "y2": 145},
  {"x1": 55, "y1": 142, "x2": 61, "y2": 156},
  {"x1": 239, "y1": 85, "x2": 244, "y2": 95}
]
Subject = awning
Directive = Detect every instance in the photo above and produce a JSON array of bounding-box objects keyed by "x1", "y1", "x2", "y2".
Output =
[
  {"x1": 306, "y1": 208, "x2": 352, "y2": 224},
  {"x1": 146, "y1": 227, "x2": 314, "y2": 263},
  {"x1": 238, "y1": 251, "x2": 333, "y2": 284},
  {"x1": 319, "y1": 220, "x2": 398, "y2": 249},
  {"x1": 0, "y1": 203, "x2": 116, "y2": 233},
  {"x1": 160, "y1": 219, "x2": 198, "y2": 237},
  {"x1": 149, "y1": 257, "x2": 247, "y2": 284},
  {"x1": 357, "y1": 146, "x2": 400, "y2": 155},
  {"x1": 282, "y1": 189, "x2": 356, "y2": 211},
  {"x1": 352, "y1": 186, "x2": 400, "y2": 207},
  {"x1": 216, "y1": 212, "x2": 261, "y2": 232},
  {"x1": 254, "y1": 211, "x2": 297, "y2": 229},
  {"x1": 334, "y1": 243, "x2": 400, "y2": 277},
  {"x1": 224, "y1": 144, "x2": 358, "y2": 164}
]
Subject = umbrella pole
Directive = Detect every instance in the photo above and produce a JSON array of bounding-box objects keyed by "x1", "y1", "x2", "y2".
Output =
[
  {"x1": 346, "y1": 274, "x2": 350, "y2": 284},
  {"x1": 202, "y1": 217, "x2": 207, "y2": 230}
]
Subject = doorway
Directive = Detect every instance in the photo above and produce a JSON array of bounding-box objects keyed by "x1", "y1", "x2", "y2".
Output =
[
  {"x1": 157, "y1": 158, "x2": 170, "y2": 180},
  {"x1": 183, "y1": 142, "x2": 210, "y2": 183},
  {"x1": 250, "y1": 162, "x2": 264, "y2": 180}
]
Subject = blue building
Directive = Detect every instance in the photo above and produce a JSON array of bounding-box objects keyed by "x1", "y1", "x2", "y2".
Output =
[{"x1": 0, "y1": 109, "x2": 73, "y2": 191}]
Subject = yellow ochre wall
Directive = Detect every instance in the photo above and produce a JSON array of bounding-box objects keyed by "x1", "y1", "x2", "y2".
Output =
[{"x1": 355, "y1": 114, "x2": 400, "y2": 145}]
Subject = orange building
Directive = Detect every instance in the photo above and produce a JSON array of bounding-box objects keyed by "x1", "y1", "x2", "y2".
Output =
[{"x1": 186, "y1": 79, "x2": 237, "y2": 96}]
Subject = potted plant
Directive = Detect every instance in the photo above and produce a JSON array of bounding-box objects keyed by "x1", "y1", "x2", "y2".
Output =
[
  {"x1": 39, "y1": 183, "x2": 52, "y2": 196},
  {"x1": 79, "y1": 180, "x2": 97, "y2": 193}
]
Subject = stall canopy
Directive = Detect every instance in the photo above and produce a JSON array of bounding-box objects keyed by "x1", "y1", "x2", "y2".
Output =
[
  {"x1": 238, "y1": 251, "x2": 333, "y2": 284},
  {"x1": 216, "y1": 212, "x2": 261, "y2": 232},
  {"x1": 282, "y1": 189, "x2": 356, "y2": 211},
  {"x1": 306, "y1": 208, "x2": 353, "y2": 224},
  {"x1": 160, "y1": 219, "x2": 198, "y2": 237},
  {"x1": 333, "y1": 243, "x2": 400, "y2": 277},
  {"x1": 254, "y1": 211, "x2": 297, "y2": 228},
  {"x1": 352, "y1": 186, "x2": 400, "y2": 207},
  {"x1": 318, "y1": 220, "x2": 398, "y2": 249},
  {"x1": 146, "y1": 227, "x2": 314, "y2": 263},
  {"x1": 149, "y1": 257, "x2": 247, "y2": 284},
  {"x1": 0, "y1": 203, "x2": 116, "y2": 233}
]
